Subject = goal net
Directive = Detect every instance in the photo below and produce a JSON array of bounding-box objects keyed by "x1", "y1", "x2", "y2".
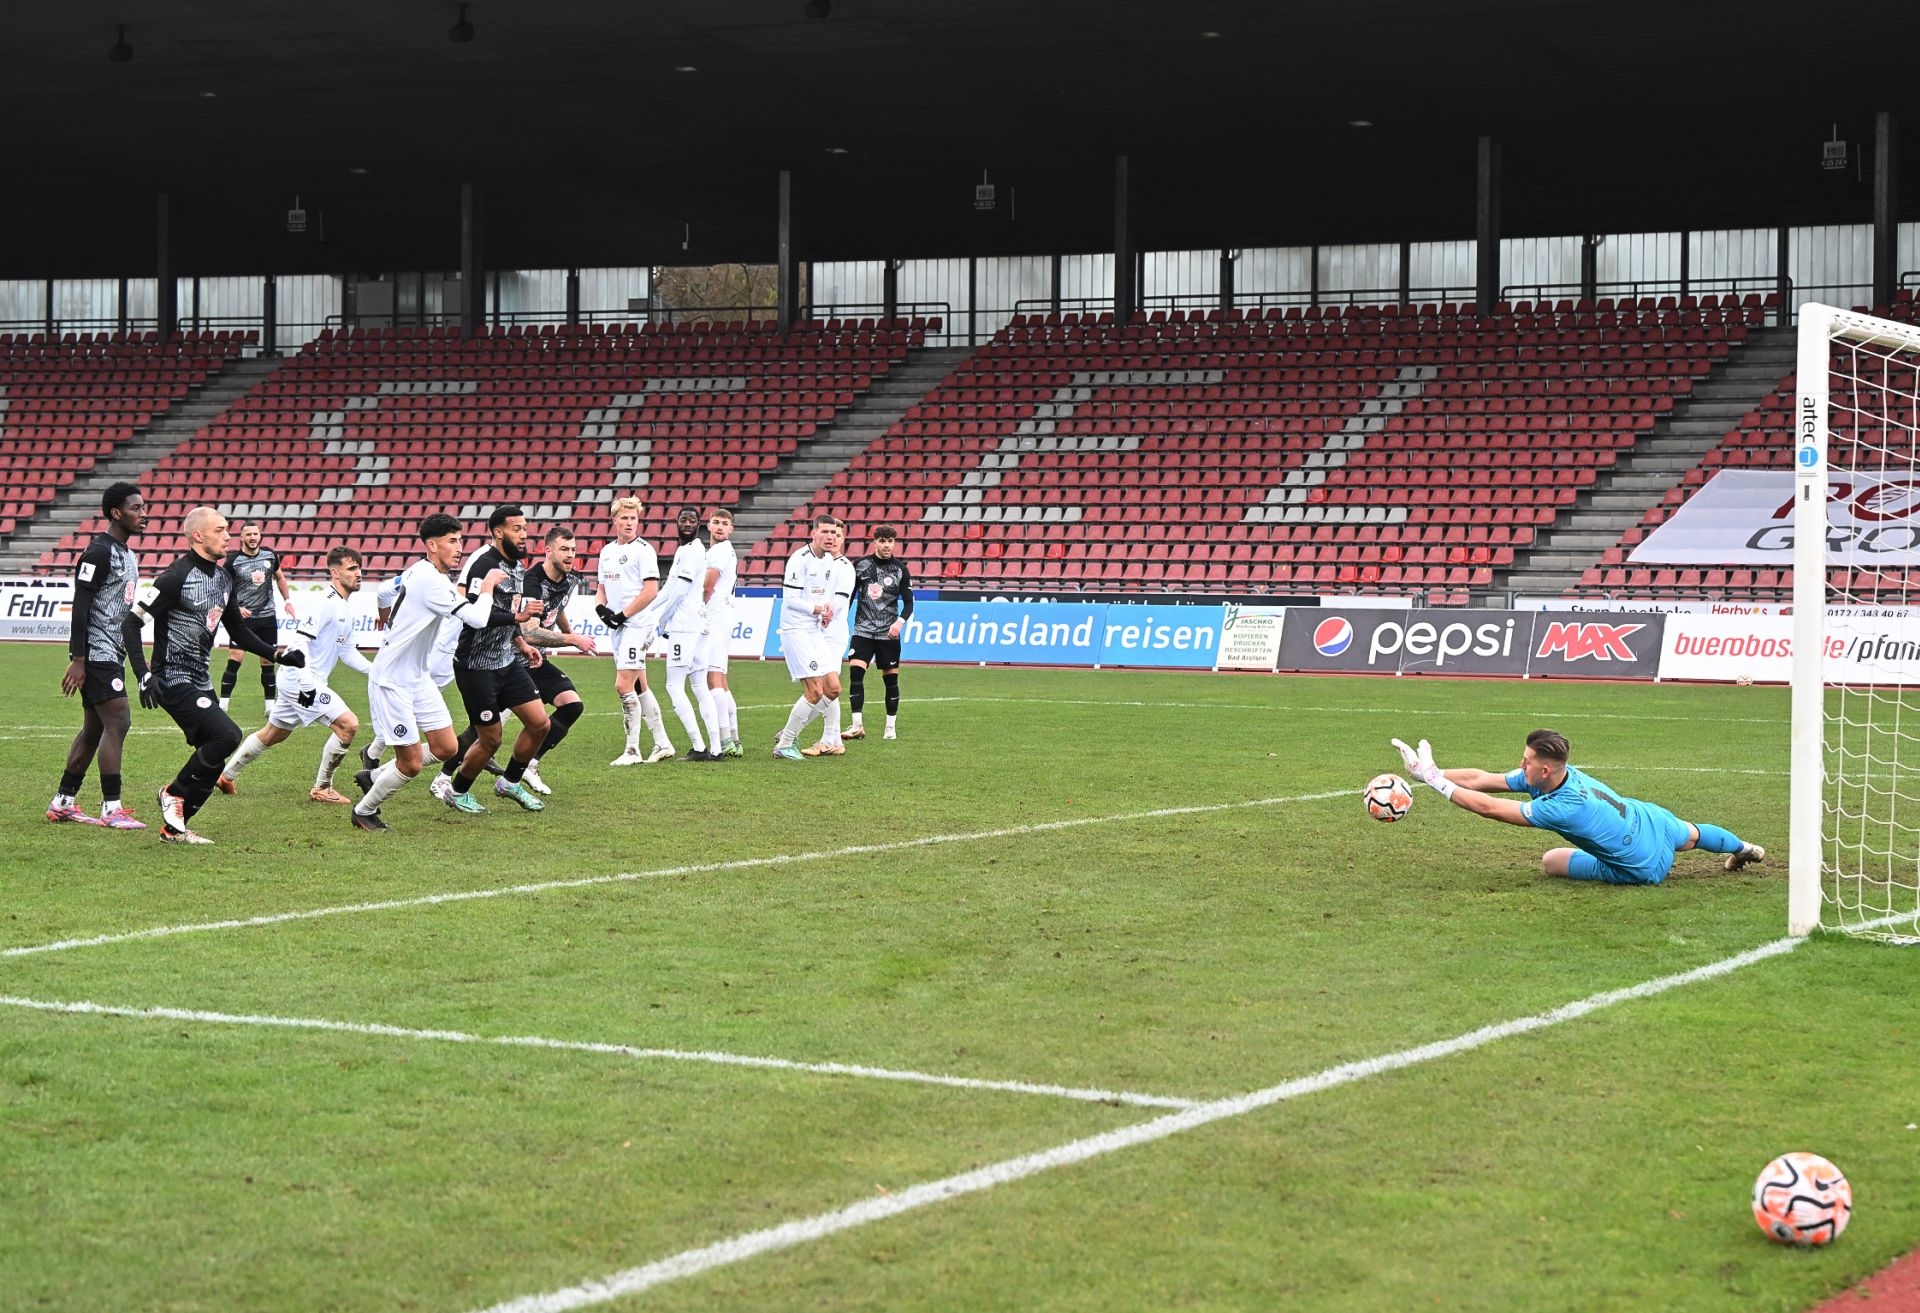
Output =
[{"x1": 1791, "y1": 303, "x2": 1920, "y2": 941}]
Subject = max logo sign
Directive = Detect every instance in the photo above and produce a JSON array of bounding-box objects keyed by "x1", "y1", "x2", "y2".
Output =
[{"x1": 1535, "y1": 621, "x2": 1646, "y2": 662}]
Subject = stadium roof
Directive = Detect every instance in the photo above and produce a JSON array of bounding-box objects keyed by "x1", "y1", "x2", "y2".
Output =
[{"x1": 3, "y1": 0, "x2": 1915, "y2": 277}]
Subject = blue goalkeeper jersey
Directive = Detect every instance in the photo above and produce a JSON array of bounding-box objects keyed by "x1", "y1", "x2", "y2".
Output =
[{"x1": 1503, "y1": 764, "x2": 1684, "y2": 880}]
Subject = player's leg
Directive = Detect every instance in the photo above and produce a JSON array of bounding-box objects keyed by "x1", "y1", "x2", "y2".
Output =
[
  {"x1": 634, "y1": 662, "x2": 674, "y2": 762},
  {"x1": 1545, "y1": 847, "x2": 1665, "y2": 885},
  {"x1": 611, "y1": 663, "x2": 644, "y2": 765},
  {"x1": 89, "y1": 677, "x2": 140, "y2": 824},
  {"x1": 1672, "y1": 813, "x2": 1764, "y2": 871},
  {"x1": 845, "y1": 646, "x2": 870, "y2": 738},
  {"x1": 522, "y1": 662, "x2": 577, "y2": 794},
  {"x1": 254, "y1": 620, "x2": 280, "y2": 713},
  {"x1": 775, "y1": 665, "x2": 827, "y2": 759},
  {"x1": 353, "y1": 681, "x2": 454, "y2": 830},
  {"x1": 158, "y1": 693, "x2": 243, "y2": 842},
  {"x1": 437, "y1": 725, "x2": 480, "y2": 793},
  {"x1": 701, "y1": 629, "x2": 739, "y2": 755},
  {"x1": 218, "y1": 644, "x2": 246, "y2": 709},
  {"x1": 311, "y1": 707, "x2": 360, "y2": 804},
  {"x1": 218, "y1": 720, "x2": 293, "y2": 792},
  {"x1": 491, "y1": 671, "x2": 551, "y2": 810},
  {"x1": 50, "y1": 698, "x2": 108, "y2": 824},
  {"x1": 689, "y1": 652, "x2": 722, "y2": 761},
  {"x1": 804, "y1": 667, "x2": 846, "y2": 756},
  {"x1": 447, "y1": 665, "x2": 503, "y2": 810},
  {"x1": 880, "y1": 643, "x2": 902, "y2": 738}
]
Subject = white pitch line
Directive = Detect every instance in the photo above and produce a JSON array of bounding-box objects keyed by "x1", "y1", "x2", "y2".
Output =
[
  {"x1": 468, "y1": 934, "x2": 1805, "y2": 1313},
  {"x1": 0, "y1": 789, "x2": 1350, "y2": 961},
  {"x1": 0, "y1": 995, "x2": 1197, "y2": 1110},
  {"x1": 938, "y1": 696, "x2": 1784, "y2": 726}
]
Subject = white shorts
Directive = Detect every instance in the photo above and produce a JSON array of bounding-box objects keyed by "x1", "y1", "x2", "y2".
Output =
[
  {"x1": 267, "y1": 683, "x2": 352, "y2": 731},
  {"x1": 780, "y1": 628, "x2": 840, "y2": 682},
  {"x1": 611, "y1": 623, "x2": 653, "y2": 672},
  {"x1": 367, "y1": 677, "x2": 455, "y2": 748},
  {"x1": 698, "y1": 622, "x2": 731, "y2": 675},
  {"x1": 663, "y1": 629, "x2": 710, "y2": 674},
  {"x1": 428, "y1": 649, "x2": 456, "y2": 689}
]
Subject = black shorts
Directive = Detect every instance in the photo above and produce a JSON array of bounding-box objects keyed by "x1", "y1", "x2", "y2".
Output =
[
  {"x1": 455, "y1": 662, "x2": 543, "y2": 728},
  {"x1": 848, "y1": 636, "x2": 903, "y2": 670},
  {"x1": 529, "y1": 658, "x2": 577, "y2": 705},
  {"x1": 80, "y1": 660, "x2": 131, "y2": 707},
  {"x1": 230, "y1": 616, "x2": 278, "y2": 653},
  {"x1": 158, "y1": 681, "x2": 241, "y2": 751}
]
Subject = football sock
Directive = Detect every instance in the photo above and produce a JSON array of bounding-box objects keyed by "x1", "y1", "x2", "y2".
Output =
[
  {"x1": 356, "y1": 761, "x2": 409, "y2": 813},
  {"x1": 640, "y1": 689, "x2": 670, "y2": 749},
  {"x1": 541, "y1": 700, "x2": 581, "y2": 754},
  {"x1": 695, "y1": 683, "x2": 722, "y2": 753},
  {"x1": 777, "y1": 695, "x2": 816, "y2": 747},
  {"x1": 1692, "y1": 823, "x2": 1745, "y2": 854},
  {"x1": 823, "y1": 695, "x2": 842, "y2": 745},
  {"x1": 100, "y1": 772, "x2": 121, "y2": 806},
  {"x1": 883, "y1": 671, "x2": 900, "y2": 716},
  {"x1": 847, "y1": 665, "x2": 865, "y2": 713},
  {"x1": 666, "y1": 671, "x2": 705, "y2": 751},
  {"x1": 223, "y1": 732, "x2": 270, "y2": 779},
  {"x1": 453, "y1": 770, "x2": 479, "y2": 796},
  {"x1": 317, "y1": 736, "x2": 350, "y2": 788},
  {"x1": 261, "y1": 666, "x2": 277, "y2": 701},
  {"x1": 441, "y1": 727, "x2": 478, "y2": 779},
  {"x1": 58, "y1": 769, "x2": 85, "y2": 798},
  {"x1": 715, "y1": 687, "x2": 739, "y2": 742},
  {"x1": 620, "y1": 692, "x2": 641, "y2": 751},
  {"x1": 503, "y1": 757, "x2": 528, "y2": 784},
  {"x1": 219, "y1": 659, "x2": 242, "y2": 700}
]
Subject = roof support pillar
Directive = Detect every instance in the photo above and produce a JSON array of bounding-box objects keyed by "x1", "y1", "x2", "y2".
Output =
[
  {"x1": 460, "y1": 182, "x2": 483, "y2": 339},
  {"x1": 1113, "y1": 155, "x2": 1136, "y2": 323},
  {"x1": 1475, "y1": 136, "x2": 1501, "y2": 315},
  {"x1": 1875, "y1": 110, "x2": 1900, "y2": 311}
]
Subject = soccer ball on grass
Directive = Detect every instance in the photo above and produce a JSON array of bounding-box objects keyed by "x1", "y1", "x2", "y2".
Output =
[
  {"x1": 1752, "y1": 1152, "x2": 1851, "y2": 1246},
  {"x1": 1363, "y1": 773, "x2": 1413, "y2": 823}
]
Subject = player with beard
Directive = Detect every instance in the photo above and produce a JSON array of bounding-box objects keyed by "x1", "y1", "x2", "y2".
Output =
[
  {"x1": 136, "y1": 507, "x2": 306, "y2": 843},
  {"x1": 698, "y1": 508, "x2": 743, "y2": 757},
  {"x1": 844, "y1": 525, "x2": 914, "y2": 742},
  {"x1": 801, "y1": 517, "x2": 855, "y2": 757},
  {"x1": 440, "y1": 506, "x2": 548, "y2": 814},
  {"x1": 509, "y1": 524, "x2": 598, "y2": 794},
  {"x1": 49, "y1": 481, "x2": 150, "y2": 829},
  {"x1": 217, "y1": 520, "x2": 295, "y2": 716},
  {"x1": 772, "y1": 515, "x2": 852, "y2": 761},
  {"x1": 631, "y1": 505, "x2": 723, "y2": 761}
]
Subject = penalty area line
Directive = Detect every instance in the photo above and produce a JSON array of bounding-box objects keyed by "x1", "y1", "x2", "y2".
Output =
[
  {"x1": 0, "y1": 994, "x2": 1198, "y2": 1110},
  {"x1": 0, "y1": 789, "x2": 1350, "y2": 961},
  {"x1": 467, "y1": 935, "x2": 1805, "y2": 1313}
]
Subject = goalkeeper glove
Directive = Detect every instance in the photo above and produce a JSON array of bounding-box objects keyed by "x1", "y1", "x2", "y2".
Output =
[
  {"x1": 596, "y1": 604, "x2": 626, "y2": 631},
  {"x1": 138, "y1": 672, "x2": 159, "y2": 710},
  {"x1": 1390, "y1": 737, "x2": 1453, "y2": 798},
  {"x1": 297, "y1": 688, "x2": 317, "y2": 709}
]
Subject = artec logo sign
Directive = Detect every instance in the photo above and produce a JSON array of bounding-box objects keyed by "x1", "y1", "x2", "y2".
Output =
[{"x1": 1534, "y1": 621, "x2": 1646, "y2": 662}]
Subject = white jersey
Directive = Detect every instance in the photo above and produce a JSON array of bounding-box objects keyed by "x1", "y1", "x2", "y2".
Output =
[
  {"x1": 287, "y1": 586, "x2": 372, "y2": 692},
  {"x1": 380, "y1": 571, "x2": 460, "y2": 666},
  {"x1": 369, "y1": 559, "x2": 491, "y2": 689},
  {"x1": 704, "y1": 540, "x2": 738, "y2": 616},
  {"x1": 646, "y1": 538, "x2": 708, "y2": 635},
  {"x1": 597, "y1": 536, "x2": 660, "y2": 614},
  {"x1": 826, "y1": 555, "x2": 855, "y2": 643},
  {"x1": 780, "y1": 546, "x2": 843, "y2": 633}
]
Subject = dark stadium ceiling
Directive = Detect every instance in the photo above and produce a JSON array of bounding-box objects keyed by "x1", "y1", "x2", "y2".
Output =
[{"x1": 2, "y1": 0, "x2": 1916, "y2": 277}]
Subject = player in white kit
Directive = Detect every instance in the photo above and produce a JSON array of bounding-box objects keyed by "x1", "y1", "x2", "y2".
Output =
[
  {"x1": 802, "y1": 517, "x2": 856, "y2": 757},
  {"x1": 217, "y1": 545, "x2": 375, "y2": 803},
  {"x1": 358, "y1": 565, "x2": 461, "y2": 771},
  {"x1": 593, "y1": 496, "x2": 675, "y2": 765},
  {"x1": 633, "y1": 505, "x2": 723, "y2": 760},
  {"x1": 349, "y1": 514, "x2": 508, "y2": 831},
  {"x1": 772, "y1": 514, "x2": 853, "y2": 761},
  {"x1": 699, "y1": 508, "x2": 743, "y2": 758}
]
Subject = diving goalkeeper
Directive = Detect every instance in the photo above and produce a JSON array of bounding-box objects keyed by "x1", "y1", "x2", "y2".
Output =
[{"x1": 1391, "y1": 728, "x2": 1765, "y2": 885}]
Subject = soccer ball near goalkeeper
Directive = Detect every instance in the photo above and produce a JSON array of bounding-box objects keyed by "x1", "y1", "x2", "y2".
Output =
[
  {"x1": 1364, "y1": 773, "x2": 1413, "y2": 823},
  {"x1": 1752, "y1": 1152, "x2": 1852, "y2": 1246}
]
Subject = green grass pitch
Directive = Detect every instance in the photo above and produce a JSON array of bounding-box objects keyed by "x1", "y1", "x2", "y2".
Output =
[{"x1": 1, "y1": 641, "x2": 1914, "y2": 1311}]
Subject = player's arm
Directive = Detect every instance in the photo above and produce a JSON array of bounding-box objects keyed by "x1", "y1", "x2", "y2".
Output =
[
  {"x1": 521, "y1": 620, "x2": 571, "y2": 649},
  {"x1": 273, "y1": 560, "x2": 295, "y2": 617},
  {"x1": 780, "y1": 560, "x2": 812, "y2": 625},
  {"x1": 892, "y1": 565, "x2": 915, "y2": 636},
  {"x1": 227, "y1": 593, "x2": 294, "y2": 662},
  {"x1": 221, "y1": 556, "x2": 250, "y2": 618},
  {"x1": 1392, "y1": 738, "x2": 1531, "y2": 827},
  {"x1": 433, "y1": 567, "x2": 508, "y2": 629},
  {"x1": 1444, "y1": 768, "x2": 1517, "y2": 793},
  {"x1": 701, "y1": 564, "x2": 720, "y2": 606},
  {"x1": 333, "y1": 609, "x2": 375, "y2": 676},
  {"x1": 374, "y1": 573, "x2": 403, "y2": 629},
  {"x1": 61, "y1": 542, "x2": 110, "y2": 695},
  {"x1": 132, "y1": 565, "x2": 187, "y2": 699}
]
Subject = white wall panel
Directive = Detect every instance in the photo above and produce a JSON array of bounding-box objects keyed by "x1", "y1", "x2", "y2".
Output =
[
  {"x1": 1596, "y1": 231, "x2": 1681, "y2": 293},
  {"x1": 1318, "y1": 243, "x2": 1399, "y2": 300},
  {"x1": 1790, "y1": 224, "x2": 1872, "y2": 312},
  {"x1": 1406, "y1": 240, "x2": 1474, "y2": 300},
  {"x1": 1234, "y1": 247, "x2": 1311, "y2": 301},
  {"x1": 1500, "y1": 236, "x2": 1581, "y2": 300},
  {"x1": 1144, "y1": 249, "x2": 1218, "y2": 306},
  {"x1": 0, "y1": 280, "x2": 48, "y2": 328}
]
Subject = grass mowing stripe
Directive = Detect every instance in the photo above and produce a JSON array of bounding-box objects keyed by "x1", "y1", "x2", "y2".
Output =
[
  {"x1": 0, "y1": 789, "x2": 1351, "y2": 960},
  {"x1": 0, "y1": 995, "x2": 1199, "y2": 1109},
  {"x1": 467, "y1": 935, "x2": 1806, "y2": 1313}
]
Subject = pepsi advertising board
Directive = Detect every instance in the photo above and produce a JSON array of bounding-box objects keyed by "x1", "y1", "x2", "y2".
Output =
[{"x1": 1279, "y1": 609, "x2": 1530, "y2": 676}]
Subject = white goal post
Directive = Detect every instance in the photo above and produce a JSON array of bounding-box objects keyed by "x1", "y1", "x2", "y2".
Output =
[{"x1": 1790, "y1": 303, "x2": 1920, "y2": 940}]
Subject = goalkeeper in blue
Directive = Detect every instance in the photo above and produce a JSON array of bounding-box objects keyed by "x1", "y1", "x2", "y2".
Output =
[{"x1": 1391, "y1": 728, "x2": 1765, "y2": 885}]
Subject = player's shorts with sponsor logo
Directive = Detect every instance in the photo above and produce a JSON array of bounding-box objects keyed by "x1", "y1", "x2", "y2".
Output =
[
  {"x1": 267, "y1": 683, "x2": 352, "y2": 731},
  {"x1": 848, "y1": 635, "x2": 903, "y2": 669},
  {"x1": 610, "y1": 622, "x2": 654, "y2": 672},
  {"x1": 528, "y1": 657, "x2": 576, "y2": 705},
  {"x1": 455, "y1": 662, "x2": 543, "y2": 726},
  {"x1": 367, "y1": 676, "x2": 455, "y2": 748},
  {"x1": 780, "y1": 627, "x2": 840, "y2": 681},
  {"x1": 1563, "y1": 803, "x2": 1692, "y2": 885},
  {"x1": 662, "y1": 629, "x2": 710, "y2": 673},
  {"x1": 80, "y1": 660, "x2": 131, "y2": 707},
  {"x1": 156, "y1": 680, "x2": 240, "y2": 749}
]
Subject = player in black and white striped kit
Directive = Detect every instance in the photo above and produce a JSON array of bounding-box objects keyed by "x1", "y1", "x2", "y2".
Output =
[
  {"x1": 136, "y1": 507, "x2": 306, "y2": 843},
  {"x1": 845, "y1": 525, "x2": 914, "y2": 741},
  {"x1": 218, "y1": 521, "x2": 294, "y2": 716},
  {"x1": 49, "y1": 482, "x2": 150, "y2": 829}
]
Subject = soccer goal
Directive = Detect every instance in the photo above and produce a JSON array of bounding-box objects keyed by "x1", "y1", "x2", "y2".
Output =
[{"x1": 1790, "y1": 303, "x2": 1920, "y2": 941}]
